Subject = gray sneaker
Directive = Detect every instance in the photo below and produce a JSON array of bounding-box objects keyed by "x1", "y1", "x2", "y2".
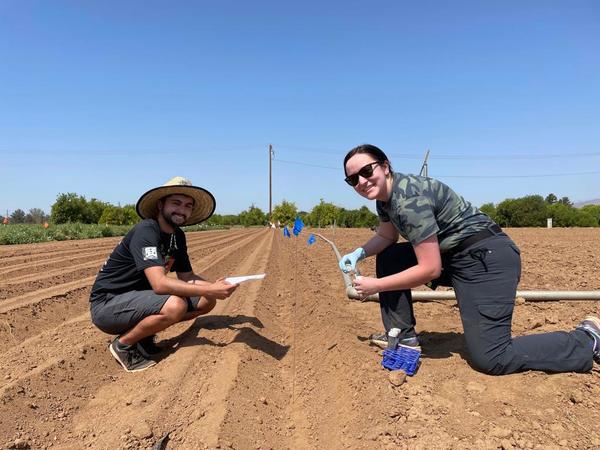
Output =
[
  {"x1": 137, "y1": 335, "x2": 162, "y2": 359},
  {"x1": 110, "y1": 337, "x2": 157, "y2": 372},
  {"x1": 369, "y1": 332, "x2": 420, "y2": 350},
  {"x1": 577, "y1": 315, "x2": 600, "y2": 364}
]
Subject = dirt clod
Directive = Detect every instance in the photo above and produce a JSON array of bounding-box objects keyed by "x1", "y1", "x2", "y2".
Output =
[{"x1": 388, "y1": 370, "x2": 407, "y2": 386}]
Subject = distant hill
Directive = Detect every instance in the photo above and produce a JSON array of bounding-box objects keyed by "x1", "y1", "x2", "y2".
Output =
[{"x1": 574, "y1": 198, "x2": 600, "y2": 207}]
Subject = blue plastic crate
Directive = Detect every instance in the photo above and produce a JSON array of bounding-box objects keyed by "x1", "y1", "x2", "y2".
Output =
[{"x1": 382, "y1": 346, "x2": 421, "y2": 376}]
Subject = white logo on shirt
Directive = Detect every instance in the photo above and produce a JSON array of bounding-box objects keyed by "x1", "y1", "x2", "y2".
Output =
[{"x1": 142, "y1": 247, "x2": 158, "y2": 260}]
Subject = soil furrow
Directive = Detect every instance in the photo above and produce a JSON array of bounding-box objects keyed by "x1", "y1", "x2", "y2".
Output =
[
  {"x1": 0, "y1": 287, "x2": 91, "y2": 353},
  {"x1": 0, "y1": 229, "x2": 265, "y2": 315},
  {"x1": 0, "y1": 249, "x2": 114, "y2": 278},
  {"x1": 0, "y1": 239, "x2": 120, "y2": 264},
  {"x1": 217, "y1": 231, "x2": 316, "y2": 448},
  {"x1": 0, "y1": 229, "x2": 244, "y2": 270},
  {"x1": 0, "y1": 277, "x2": 97, "y2": 314},
  {"x1": 0, "y1": 229, "x2": 261, "y2": 296}
]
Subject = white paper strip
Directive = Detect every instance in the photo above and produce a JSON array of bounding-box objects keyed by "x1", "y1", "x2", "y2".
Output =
[{"x1": 225, "y1": 273, "x2": 266, "y2": 284}]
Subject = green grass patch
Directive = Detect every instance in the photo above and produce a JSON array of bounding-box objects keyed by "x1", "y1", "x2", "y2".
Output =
[
  {"x1": 0, "y1": 223, "x2": 230, "y2": 245},
  {"x1": 0, "y1": 223, "x2": 132, "y2": 245},
  {"x1": 182, "y1": 224, "x2": 230, "y2": 232}
]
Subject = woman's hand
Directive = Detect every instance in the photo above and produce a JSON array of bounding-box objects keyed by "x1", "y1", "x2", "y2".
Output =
[
  {"x1": 339, "y1": 247, "x2": 366, "y2": 273},
  {"x1": 352, "y1": 275, "x2": 382, "y2": 297}
]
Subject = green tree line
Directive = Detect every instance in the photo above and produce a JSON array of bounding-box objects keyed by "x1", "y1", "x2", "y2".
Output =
[
  {"x1": 5, "y1": 208, "x2": 50, "y2": 224},
  {"x1": 480, "y1": 194, "x2": 600, "y2": 227},
  {"x1": 200, "y1": 199, "x2": 378, "y2": 229},
  {"x1": 49, "y1": 193, "x2": 139, "y2": 225},
  {"x1": 3, "y1": 192, "x2": 600, "y2": 228}
]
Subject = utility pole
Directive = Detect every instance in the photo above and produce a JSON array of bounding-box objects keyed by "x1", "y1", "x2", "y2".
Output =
[
  {"x1": 419, "y1": 149, "x2": 430, "y2": 177},
  {"x1": 269, "y1": 144, "x2": 274, "y2": 222}
]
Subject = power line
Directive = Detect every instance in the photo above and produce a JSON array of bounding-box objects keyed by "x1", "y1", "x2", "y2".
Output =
[
  {"x1": 416, "y1": 152, "x2": 600, "y2": 160},
  {"x1": 274, "y1": 158, "x2": 339, "y2": 170},
  {"x1": 0, "y1": 145, "x2": 263, "y2": 154},
  {"x1": 273, "y1": 158, "x2": 600, "y2": 178},
  {"x1": 273, "y1": 145, "x2": 600, "y2": 160},
  {"x1": 438, "y1": 171, "x2": 600, "y2": 178}
]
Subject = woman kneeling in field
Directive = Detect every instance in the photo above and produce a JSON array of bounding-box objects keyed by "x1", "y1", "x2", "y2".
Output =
[{"x1": 339, "y1": 144, "x2": 599, "y2": 375}]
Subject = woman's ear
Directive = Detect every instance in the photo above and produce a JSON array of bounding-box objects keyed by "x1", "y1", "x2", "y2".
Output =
[{"x1": 383, "y1": 161, "x2": 390, "y2": 176}]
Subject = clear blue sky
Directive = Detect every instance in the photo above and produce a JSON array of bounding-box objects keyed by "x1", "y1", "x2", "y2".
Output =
[{"x1": 1, "y1": 1, "x2": 599, "y2": 216}]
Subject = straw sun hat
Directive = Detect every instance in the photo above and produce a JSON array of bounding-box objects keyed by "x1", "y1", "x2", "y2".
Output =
[{"x1": 136, "y1": 176, "x2": 216, "y2": 226}]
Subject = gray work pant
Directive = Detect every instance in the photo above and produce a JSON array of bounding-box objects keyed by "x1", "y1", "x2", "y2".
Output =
[{"x1": 376, "y1": 234, "x2": 594, "y2": 375}]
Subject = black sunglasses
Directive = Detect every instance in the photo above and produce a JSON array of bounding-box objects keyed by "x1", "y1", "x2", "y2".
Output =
[{"x1": 344, "y1": 161, "x2": 381, "y2": 186}]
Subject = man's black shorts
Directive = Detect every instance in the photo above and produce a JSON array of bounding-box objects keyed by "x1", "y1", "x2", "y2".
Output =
[{"x1": 90, "y1": 291, "x2": 200, "y2": 335}]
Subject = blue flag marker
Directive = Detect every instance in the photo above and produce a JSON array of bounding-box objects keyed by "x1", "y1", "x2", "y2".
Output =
[
  {"x1": 283, "y1": 226, "x2": 291, "y2": 238},
  {"x1": 293, "y1": 216, "x2": 304, "y2": 236},
  {"x1": 307, "y1": 234, "x2": 316, "y2": 245}
]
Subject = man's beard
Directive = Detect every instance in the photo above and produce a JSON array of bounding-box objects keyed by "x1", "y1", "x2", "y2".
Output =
[{"x1": 160, "y1": 209, "x2": 186, "y2": 228}]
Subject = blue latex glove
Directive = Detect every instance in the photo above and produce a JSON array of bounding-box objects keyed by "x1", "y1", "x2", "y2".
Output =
[{"x1": 339, "y1": 247, "x2": 366, "y2": 273}]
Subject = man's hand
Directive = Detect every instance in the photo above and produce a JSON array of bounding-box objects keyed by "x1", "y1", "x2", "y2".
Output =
[
  {"x1": 207, "y1": 278, "x2": 239, "y2": 299},
  {"x1": 352, "y1": 275, "x2": 381, "y2": 297},
  {"x1": 339, "y1": 247, "x2": 366, "y2": 273},
  {"x1": 146, "y1": 267, "x2": 239, "y2": 299},
  {"x1": 185, "y1": 276, "x2": 234, "y2": 299}
]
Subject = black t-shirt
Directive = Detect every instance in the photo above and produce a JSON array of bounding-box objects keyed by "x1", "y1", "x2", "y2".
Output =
[{"x1": 90, "y1": 219, "x2": 192, "y2": 300}]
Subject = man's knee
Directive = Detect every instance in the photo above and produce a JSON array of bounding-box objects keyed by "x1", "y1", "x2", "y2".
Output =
[
  {"x1": 197, "y1": 295, "x2": 217, "y2": 314},
  {"x1": 161, "y1": 296, "x2": 188, "y2": 321},
  {"x1": 206, "y1": 296, "x2": 217, "y2": 311}
]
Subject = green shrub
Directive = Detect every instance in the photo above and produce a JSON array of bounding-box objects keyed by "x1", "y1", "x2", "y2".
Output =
[{"x1": 0, "y1": 223, "x2": 130, "y2": 245}]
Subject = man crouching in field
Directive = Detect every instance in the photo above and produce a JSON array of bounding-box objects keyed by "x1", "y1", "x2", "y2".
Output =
[{"x1": 89, "y1": 177, "x2": 238, "y2": 372}]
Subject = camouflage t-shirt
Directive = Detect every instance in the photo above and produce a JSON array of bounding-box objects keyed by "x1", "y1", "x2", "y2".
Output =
[{"x1": 376, "y1": 173, "x2": 494, "y2": 253}]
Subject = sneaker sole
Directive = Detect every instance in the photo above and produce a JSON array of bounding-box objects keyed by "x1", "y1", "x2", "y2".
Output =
[
  {"x1": 109, "y1": 343, "x2": 157, "y2": 373},
  {"x1": 583, "y1": 315, "x2": 600, "y2": 329},
  {"x1": 369, "y1": 339, "x2": 388, "y2": 349},
  {"x1": 397, "y1": 343, "x2": 421, "y2": 352},
  {"x1": 579, "y1": 316, "x2": 600, "y2": 364},
  {"x1": 369, "y1": 339, "x2": 421, "y2": 351}
]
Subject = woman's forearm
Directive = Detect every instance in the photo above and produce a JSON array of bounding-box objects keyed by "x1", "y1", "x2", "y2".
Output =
[{"x1": 377, "y1": 264, "x2": 436, "y2": 292}]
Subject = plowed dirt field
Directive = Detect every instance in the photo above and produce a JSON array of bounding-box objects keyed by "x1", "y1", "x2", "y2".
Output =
[{"x1": 1, "y1": 227, "x2": 599, "y2": 450}]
